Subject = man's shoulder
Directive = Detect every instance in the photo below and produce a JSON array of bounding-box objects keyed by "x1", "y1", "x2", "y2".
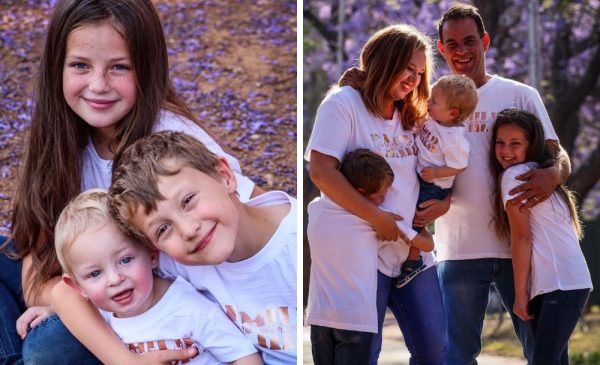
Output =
[{"x1": 490, "y1": 75, "x2": 538, "y2": 95}]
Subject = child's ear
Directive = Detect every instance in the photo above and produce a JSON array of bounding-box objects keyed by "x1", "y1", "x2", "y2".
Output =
[
  {"x1": 215, "y1": 157, "x2": 237, "y2": 194},
  {"x1": 356, "y1": 187, "x2": 366, "y2": 195},
  {"x1": 62, "y1": 273, "x2": 89, "y2": 300},
  {"x1": 148, "y1": 248, "x2": 160, "y2": 269},
  {"x1": 449, "y1": 108, "x2": 460, "y2": 119}
]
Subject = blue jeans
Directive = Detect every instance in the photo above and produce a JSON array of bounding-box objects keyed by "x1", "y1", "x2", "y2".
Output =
[
  {"x1": 438, "y1": 259, "x2": 534, "y2": 365},
  {"x1": 414, "y1": 177, "x2": 450, "y2": 233},
  {"x1": 528, "y1": 289, "x2": 590, "y2": 365},
  {"x1": 311, "y1": 325, "x2": 374, "y2": 365},
  {"x1": 369, "y1": 267, "x2": 446, "y2": 365},
  {"x1": 0, "y1": 238, "x2": 25, "y2": 365},
  {"x1": 0, "y1": 236, "x2": 101, "y2": 365},
  {"x1": 22, "y1": 315, "x2": 102, "y2": 365}
]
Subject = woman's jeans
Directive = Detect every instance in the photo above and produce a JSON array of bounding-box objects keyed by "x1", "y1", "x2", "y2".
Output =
[
  {"x1": 438, "y1": 258, "x2": 534, "y2": 365},
  {"x1": 0, "y1": 236, "x2": 101, "y2": 365},
  {"x1": 529, "y1": 288, "x2": 590, "y2": 365},
  {"x1": 369, "y1": 266, "x2": 446, "y2": 365}
]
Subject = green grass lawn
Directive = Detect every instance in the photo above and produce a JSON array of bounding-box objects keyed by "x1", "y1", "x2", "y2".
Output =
[{"x1": 482, "y1": 305, "x2": 600, "y2": 364}]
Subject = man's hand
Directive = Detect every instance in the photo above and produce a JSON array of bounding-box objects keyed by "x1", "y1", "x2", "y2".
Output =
[
  {"x1": 508, "y1": 166, "x2": 560, "y2": 211},
  {"x1": 413, "y1": 197, "x2": 451, "y2": 227},
  {"x1": 16, "y1": 306, "x2": 55, "y2": 339}
]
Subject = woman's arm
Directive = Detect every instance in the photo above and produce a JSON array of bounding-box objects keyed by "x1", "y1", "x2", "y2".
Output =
[
  {"x1": 22, "y1": 254, "x2": 61, "y2": 306},
  {"x1": 51, "y1": 281, "x2": 196, "y2": 365},
  {"x1": 506, "y1": 202, "x2": 533, "y2": 322},
  {"x1": 309, "y1": 150, "x2": 402, "y2": 241},
  {"x1": 412, "y1": 193, "x2": 451, "y2": 228}
]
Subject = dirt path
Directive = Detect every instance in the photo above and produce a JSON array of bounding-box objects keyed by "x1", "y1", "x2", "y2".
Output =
[{"x1": 0, "y1": 0, "x2": 296, "y2": 232}]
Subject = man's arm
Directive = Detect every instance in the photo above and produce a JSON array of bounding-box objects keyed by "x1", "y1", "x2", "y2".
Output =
[{"x1": 508, "y1": 140, "x2": 571, "y2": 209}]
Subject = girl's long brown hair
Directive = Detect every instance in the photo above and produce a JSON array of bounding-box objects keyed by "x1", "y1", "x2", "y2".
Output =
[
  {"x1": 489, "y1": 109, "x2": 582, "y2": 242},
  {"x1": 8, "y1": 0, "x2": 204, "y2": 302},
  {"x1": 337, "y1": 24, "x2": 433, "y2": 130}
]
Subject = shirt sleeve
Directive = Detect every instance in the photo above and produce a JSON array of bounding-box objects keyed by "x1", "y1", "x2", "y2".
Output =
[
  {"x1": 443, "y1": 132, "x2": 470, "y2": 169},
  {"x1": 192, "y1": 295, "x2": 258, "y2": 362},
  {"x1": 305, "y1": 90, "x2": 354, "y2": 162},
  {"x1": 522, "y1": 88, "x2": 558, "y2": 141},
  {"x1": 500, "y1": 164, "x2": 530, "y2": 209}
]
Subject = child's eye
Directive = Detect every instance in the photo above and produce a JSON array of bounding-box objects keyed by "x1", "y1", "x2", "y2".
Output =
[
  {"x1": 120, "y1": 256, "x2": 133, "y2": 265},
  {"x1": 69, "y1": 62, "x2": 88, "y2": 70},
  {"x1": 89, "y1": 270, "x2": 102, "y2": 278},
  {"x1": 182, "y1": 194, "x2": 194, "y2": 209},
  {"x1": 157, "y1": 224, "x2": 169, "y2": 239},
  {"x1": 111, "y1": 64, "x2": 130, "y2": 71}
]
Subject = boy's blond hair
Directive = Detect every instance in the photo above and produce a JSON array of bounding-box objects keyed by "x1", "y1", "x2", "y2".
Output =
[
  {"x1": 109, "y1": 131, "x2": 222, "y2": 244},
  {"x1": 54, "y1": 189, "x2": 113, "y2": 274},
  {"x1": 433, "y1": 75, "x2": 478, "y2": 122}
]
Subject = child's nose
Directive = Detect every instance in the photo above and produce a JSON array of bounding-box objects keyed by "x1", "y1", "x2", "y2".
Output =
[
  {"x1": 106, "y1": 269, "x2": 124, "y2": 286},
  {"x1": 88, "y1": 70, "x2": 110, "y2": 93}
]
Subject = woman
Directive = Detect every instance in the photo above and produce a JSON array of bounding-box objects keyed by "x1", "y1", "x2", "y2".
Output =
[{"x1": 305, "y1": 24, "x2": 446, "y2": 365}]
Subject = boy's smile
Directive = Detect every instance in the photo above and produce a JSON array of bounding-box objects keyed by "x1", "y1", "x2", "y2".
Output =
[{"x1": 130, "y1": 162, "x2": 240, "y2": 266}]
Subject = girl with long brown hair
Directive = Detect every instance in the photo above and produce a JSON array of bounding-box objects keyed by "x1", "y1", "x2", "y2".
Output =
[{"x1": 0, "y1": 0, "x2": 259, "y2": 363}]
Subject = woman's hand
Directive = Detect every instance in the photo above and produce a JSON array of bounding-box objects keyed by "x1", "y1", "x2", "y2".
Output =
[
  {"x1": 372, "y1": 209, "x2": 403, "y2": 241},
  {"x1": 508, "y1": 166, "x2": 560, "y2": 211},
  {"x1": 16, "y1": 305, "x2": 55, "y2": 339},
  {"x1": 413, "y1": 197, "x2": 451, "y2": 227},
  {"x1": 513, "y1": 295, "x2": 533, "y2": 322}
]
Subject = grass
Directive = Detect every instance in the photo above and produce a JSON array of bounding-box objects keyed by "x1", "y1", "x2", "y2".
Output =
[{"x1": 481, "y1": 305, "x2": 600, "y2": 364}]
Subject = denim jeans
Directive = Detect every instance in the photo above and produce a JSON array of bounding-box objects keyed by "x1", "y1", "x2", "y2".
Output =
[
  {"x1": 0, "y1": 236, "x2": 101, "y2": 365},
  {"x1": 414, "y1": 177, "x2": 450, "y2": 233},
  {"x1": 22, "y1": 315, "x2": 102, "y2": 365},
  {"x1": 438, "y1": 258, "x2": 534, "y2": 365},
  {"x1": 528, "y1": 288, "x2": 590, "y2": 365},
  {"x1": 311, "y1": 325, "x2": 374, "y2": 365},
  {"x1": 369, "y1": 267, "x2": 446, "y2": 365},
  {"x1": 0, "y1": 237, "x2": 25, "y2": 365}
]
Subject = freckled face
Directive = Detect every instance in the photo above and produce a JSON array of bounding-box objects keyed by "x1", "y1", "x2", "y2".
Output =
[
  {"x1": 62, "y1": 21, "x2": 137, "y2": 140},
  {"x1": 495, "y1": 124, "x2": 530, "y2": 169}
]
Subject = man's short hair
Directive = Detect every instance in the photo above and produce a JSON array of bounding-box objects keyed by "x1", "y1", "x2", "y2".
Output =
[
  {"x1": 54, "y1": 189, "x2": 113, "y2": 274},
  {"x1": 433, "y1": 75, "x2": 479, "y2": 123},
  {"x1": 109, "y1": 131, "x2": 221, "y2": 243},
  {"x1": 339, "y1": 148, "x2": 394, "y2": 195},
  {"x1": 438, "y1": 3, "x2": 486, "y2": 43}
]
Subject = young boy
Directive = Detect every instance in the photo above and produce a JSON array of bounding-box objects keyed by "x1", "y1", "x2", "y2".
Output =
[
  {"x1": 305, "y1": 148, "x2": 433, "y2": 364},
  {"x1": 54, "y1": 189, "x2": 262, "y2": 365},
  {"x1": 399, "y1": 74, "x2": 478, "y2": 287},
  {"x1": 108, "y1": 131, "x2": 297, "y2": 364}
]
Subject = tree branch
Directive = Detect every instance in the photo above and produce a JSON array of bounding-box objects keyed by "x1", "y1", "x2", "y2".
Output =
[{"x1": 569, "y1": 145, "x2": 600, "y2": 205}]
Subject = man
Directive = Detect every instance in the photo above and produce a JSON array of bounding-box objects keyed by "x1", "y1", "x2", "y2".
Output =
[{"x1": 429, "y1": 4, "x2": 571, "y2": 365}]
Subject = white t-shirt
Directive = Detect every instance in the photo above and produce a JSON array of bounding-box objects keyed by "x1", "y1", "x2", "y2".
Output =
[
  {"x1": 305, "y1": 86, "x2": 435, "y2": 277},
  {"x1": 158, "y1": 191, "x2": 297, "y2": 365},
  {"x1": 435, "y1": 75, "x2": 558, "y2": 261},
  {"x1": 81, "y1": 109, "x2": 255, "y2": 201},
  {"x1": 100, "y1": 277, "x2": 257, "y2": 364},
  {"x1": 501, "y1": 163, "x2": 593, "y2": 300},
  {"x1": 415, "y1": 118, "x2": 469, "y2": 189},
  {"x1": 305, "y1": 197, "x2": 380, "y2": 332}
]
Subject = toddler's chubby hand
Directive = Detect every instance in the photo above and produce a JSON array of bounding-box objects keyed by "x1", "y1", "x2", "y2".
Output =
[
  {"x1": 420, "y1": 167, "x2": 436, "y2": 183},
  {"x1": 16, "y1": 305, "x2": 55, "y2": 339}
]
